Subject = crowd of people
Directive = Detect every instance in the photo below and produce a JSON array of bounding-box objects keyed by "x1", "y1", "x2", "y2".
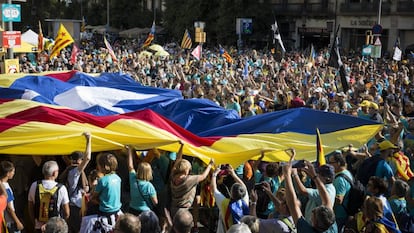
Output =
[{"x1": 3, "y1": 35, "x2": 414, "y2": 233}]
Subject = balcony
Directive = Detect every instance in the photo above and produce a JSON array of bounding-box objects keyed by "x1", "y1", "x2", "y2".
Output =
[
  {"x1": 397, "y1": 1, "x2": 414, "y2": 14},
  {"x1": 340, "y1": 2, "x2": 391, "y2": 16},
  {"x1": 273, "y1": 3, "x2": 335, "y2": 17}
]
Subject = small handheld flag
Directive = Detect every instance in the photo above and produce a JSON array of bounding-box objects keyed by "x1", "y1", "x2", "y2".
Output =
[
  {"x1": 142, "y1": 21, "x2": 155, "y2": 48},
  {"x1": 271, "y1": 20, "x2": 286, "y2": 53},
  {"x1": 70, "y1": 44, "x2": 79, "y2": 64},
  {"x1": 181, "y1": 29, "x2": 192, "y2": 49},
  {"x1": 219, "y1": 47, "x2": 233, "y2": 63},
  {"x1": 191, "y1": 44, "x2": 202, "y2": 60},
  {"x1": 38, "y1": 21, "x2": 44, "y2": 52},
  {"x1": 316, "y1": 128, "x2": 326, "y2": 167},
  {"x1": 50, "y1": 24, "x2": 74, "y2": 59},
  {"x1": 393, "y1": 37, "x2": 402, "y2": 61},
  {"x1": 104, "y1": 36, "x2": 118, "y2": 63}
]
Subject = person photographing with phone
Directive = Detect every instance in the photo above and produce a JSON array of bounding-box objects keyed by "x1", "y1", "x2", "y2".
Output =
[
  {"x1": 283, "y1": 148, "x2": 338, "y2": 232},
  {"x1": 211, "y1": 164, "x2": 249, "y2": 233}
]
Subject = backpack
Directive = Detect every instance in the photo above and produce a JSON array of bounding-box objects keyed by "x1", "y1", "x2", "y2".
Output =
[
  {"x1": 281, "y1": 217, "x2": 297, "y2": 233},
  {"x1": 356, "y1": 156, "x2": 383, "y2": 186},
  {"x1": 34, "y1": 181, "x2": 63, "y2": 222},
  {"x1": 335, "y1": 173, "x2": 366, "y2": 216}
]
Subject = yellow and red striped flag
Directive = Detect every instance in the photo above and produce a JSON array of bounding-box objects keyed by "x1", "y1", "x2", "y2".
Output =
[
  {"x1": 316, "y1": 128, "x2": 326, "y2": 166},
  {"x1": 181, "y1": 29, "x2": 192, "y2": 49},
  {"x1": 220, "y1": 47, "x2": 233, "y2": 63},
  {"x1": 50, "y1": 24, "x2": 74, "y2": 59},
  {"x1": 142, "y1": 21, "x2": 155, "y2": 48},
  {"x1": 38, "y1": 21, "x2": 44, "y2": 52}
]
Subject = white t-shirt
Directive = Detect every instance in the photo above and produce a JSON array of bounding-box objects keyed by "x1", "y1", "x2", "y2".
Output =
[{"x1": 28, "y1": 180, "x2": 69, "y2": 229}]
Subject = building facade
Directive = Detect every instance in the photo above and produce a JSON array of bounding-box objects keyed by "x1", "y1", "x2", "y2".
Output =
[{"x1": 272, "y1": 0, "x2": 414, "y2": 55}]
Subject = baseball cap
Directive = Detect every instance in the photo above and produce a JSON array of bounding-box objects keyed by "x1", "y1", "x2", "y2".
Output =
[
  {"x1": 378, "y1": 140, "x2": 398, "y2": 151},
  {"x1": 317, "y1": 164, "x2": 335, "y2": 181},
  {"x1": 69, "y1": 151, "x2": 84, "y2": 161},
  {"x1": 370, "y1": 102, "x2": 379, "y2": 110}
]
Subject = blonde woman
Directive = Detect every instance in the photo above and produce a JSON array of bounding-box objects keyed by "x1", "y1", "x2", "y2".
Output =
[
  {"x1": 127, "y1": 146, "x2": 158, "y2": 216},
  {"x1": 170, "y1": 143, "x2": 213, "y2": 218}
]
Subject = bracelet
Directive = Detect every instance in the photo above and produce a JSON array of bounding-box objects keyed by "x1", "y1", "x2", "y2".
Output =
[
  {"x1": 292, "y1": 174, "x2": 298, "y2": 178},
  {"x1": 250, "y1": 202, "x2": 257, "y2": 205},
  {"x1": 312, "y1": 175, "x2": 318, "y2": 180}
]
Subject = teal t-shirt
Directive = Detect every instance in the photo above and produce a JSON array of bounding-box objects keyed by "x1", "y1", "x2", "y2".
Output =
[
  {"x1": 333, "y1": 170, "x2": 352, "y2": 219},
  {"x1": 95, "y1": 173, "x2": 122, "y2": 213},
  {"x1": 129, "y1": 171, "x2": 157, "y2": 212}
]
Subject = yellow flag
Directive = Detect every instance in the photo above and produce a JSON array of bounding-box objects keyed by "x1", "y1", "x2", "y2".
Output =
[
  {"x1": 50, "y1": 24, "x2": 74, "y2": 59},
  {"x1": 316, "y1": 128, "x2": 326, "y2": 166}
]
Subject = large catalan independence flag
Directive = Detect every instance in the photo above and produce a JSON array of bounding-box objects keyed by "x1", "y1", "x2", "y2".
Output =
[{"x1": 0, "y1": 71, "x2": 383, "y2": 167}]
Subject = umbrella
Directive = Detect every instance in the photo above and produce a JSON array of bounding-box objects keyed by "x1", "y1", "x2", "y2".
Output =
[
  {"x1": 138, "y1": 51, "x2": 153, "y2": 58},
  {"x1": 148, "y1": 44, "x2": 165, "y2": 52},
  {"x1": 155, "y1": 50, "x2": 169, "y2": 57}
]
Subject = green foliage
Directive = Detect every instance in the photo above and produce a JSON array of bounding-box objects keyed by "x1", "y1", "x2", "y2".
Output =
[{"x1": 16, "y1": 0, "x2": 275, "y2": 47}]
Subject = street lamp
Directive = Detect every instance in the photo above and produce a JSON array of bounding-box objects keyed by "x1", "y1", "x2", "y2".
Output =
[{"x1": 107, "y1": 0, "x2": 110, "y2": 27}]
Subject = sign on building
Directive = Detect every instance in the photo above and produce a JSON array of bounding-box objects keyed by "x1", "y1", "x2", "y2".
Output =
[{"x1": 2, "y1": 4, "x2": 21, "y2": 22}]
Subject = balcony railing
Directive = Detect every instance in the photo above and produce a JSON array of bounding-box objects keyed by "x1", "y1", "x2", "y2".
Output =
[
  {"x1": 340, "y1": 2, "x2": 391, "y2": 15},
  {"x1": 273, "y1": 3, "x2": 334, "y2": 16},
  {"x1": 397, "y1": 1, "x2": 414, "y2": 13}
]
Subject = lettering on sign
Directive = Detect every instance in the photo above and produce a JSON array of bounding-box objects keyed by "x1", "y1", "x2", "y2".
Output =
[{"x1": 350, "y1": 20, "x2": 377, "y2": 27}]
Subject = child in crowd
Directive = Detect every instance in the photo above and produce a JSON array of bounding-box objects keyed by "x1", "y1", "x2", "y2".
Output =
[{"x1": 0, "y1": 161, "x2": 23, "y2": 233}]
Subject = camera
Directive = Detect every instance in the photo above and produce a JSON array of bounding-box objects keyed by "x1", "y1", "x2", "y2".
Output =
[
  {"x1": 254, "y1": 183, "x2": 264, "y2": 190},
  {"x1": 292, "y1": 160, "x2": 306, "y2": 168},
  {"x1": 220, "y1": 164, "x2": 229, "y2": 170}
]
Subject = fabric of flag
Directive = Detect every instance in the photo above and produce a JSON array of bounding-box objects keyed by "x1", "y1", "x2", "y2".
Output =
[
  {"x1": 70, "y1": 44, "x2": 79, "y2": 64},
  {"x1": 309, "y1": 44, "x2": 316, "y2": 66},
  {"x1": 104, "y1": 36, "x2": 118, "y2": 62},
  {"x1": 181, "y1": 29, "x2": 192, "y2": 49},
  {"x1": 271, "y1": 20, "x2": 286, "y2": 52},
  {"x1": 316, "y1": 128, "x2": 326, "y2": 167},
  {"x1": 220, "y1": 47, "x2": 233, "y2": 63},
  {"x1": 81, "y1": 17, "x2": 86, "y2": 32},
  {"x1": 50, "y1": 24, "x2": 74, "y2": 59},
  {"x1": 242, "y1": 61, "x2": 249, "y2": 78},
  {"x1": 393, "y1": 37, "x2": 402, "y2": 61},
  {"x1": 328, "y1": 29, "x2": 349, "y2": 93},
  {"x1": 142, "y1": 22, "x2": 155, "y2": 48},
  {"x1": 191, "y1": 44, "x2": 202, "y2": 60},
  {"x1": 0, "y1": 71, "x2": 382, "y2": 167},
  {"x1": 38, "y1": 21, "x2": 44, "y2": 52},
  {"x1": 390, "y1": 152, "x2": 414, "y2": 181},
  {"x1": 200, "y1": 176, "x2": 215, "y2": 207},
  {"x1": 221, "y1": 198, "x2": 249, "y2": 231}
]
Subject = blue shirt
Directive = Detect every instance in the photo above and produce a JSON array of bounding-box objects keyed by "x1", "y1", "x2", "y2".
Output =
[
  {"x1": 375, "y1": 160, "x2": 394, "y2": 180},
  {"x1": 333, "y1": 170, "x2": 353, "y2": 219},
  {"x1": 129, "y1": 171, "x2": 157, "y2": 212},
  {"x1": 95, "y1": 173, "x2": 122, "y2": 213},
  {"x1": 297, "y1": 216, "x2": 338, "y2": 233}
]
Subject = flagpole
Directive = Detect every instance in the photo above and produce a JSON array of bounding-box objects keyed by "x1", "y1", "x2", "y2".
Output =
[
  {"x1": 107, "y1": 0, "x2": 110, "y2": 27},
  {"x1": 7, "y1": 0, "x2": 13, "y2": 59},
  {"x1": 378, "y1": 0, "x2": 382, "y2": 25}
]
